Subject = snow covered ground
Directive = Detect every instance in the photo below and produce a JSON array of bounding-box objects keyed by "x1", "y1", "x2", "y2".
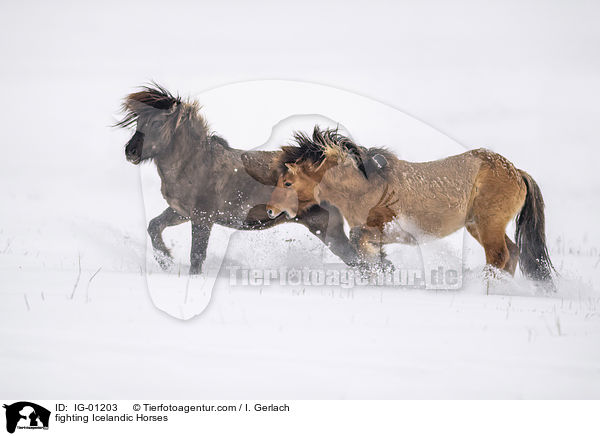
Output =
[{"x1": 1, "y1": 0, "x2": 599, "y2": 399}]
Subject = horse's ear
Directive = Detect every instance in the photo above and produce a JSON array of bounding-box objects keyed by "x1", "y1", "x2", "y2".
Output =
[
  {"x1": 285, "y1": 163, "x2": 298, "y2": 174},
  {"x1": 310, "y1": 155, "x2": 342, "y2": 178},
  {"x1": 312, "y1": 159, "x2": 329, "y2": 175},
  {"x1": 241, "y1": 151, "x2": 279, "y2": 186},
  {"x1": 281, "y1": 146, "x2": 296, "y2": 155},
  {"x1": 168, "y1": 101, "x2": 180, "y2": 114}
]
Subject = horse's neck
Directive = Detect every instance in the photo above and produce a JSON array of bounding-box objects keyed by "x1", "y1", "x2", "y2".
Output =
[
  {"x1": 319, "y1": 167, "x2": 378, "y2": 227},
  {"x1": 155, "y1": 139, "x2": 204, "y2": 188},
  {"x1": 155, "y1": 147, "x2": 192, "y2": 180}
]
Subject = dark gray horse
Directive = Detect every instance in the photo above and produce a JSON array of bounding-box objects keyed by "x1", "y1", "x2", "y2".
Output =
[{"x1": 117, "y1": 84, "x2": 359, "y2": 274}]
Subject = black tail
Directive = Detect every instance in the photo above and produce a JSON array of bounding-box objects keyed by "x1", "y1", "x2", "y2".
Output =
[{"x1": 515, "y1": 170, "x2": 555, "y2": 285}]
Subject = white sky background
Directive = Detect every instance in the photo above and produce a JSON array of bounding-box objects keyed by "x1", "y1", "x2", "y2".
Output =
[
  {"x1": 2, "y1": 0, "x2": 599, "y2": 180},
  {"x1": 1, "y1": 0, "x2": 600, "y2": 400}
]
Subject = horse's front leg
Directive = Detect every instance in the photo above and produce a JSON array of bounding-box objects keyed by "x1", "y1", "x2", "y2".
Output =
[
  {"x1": 190, "y1": 220, "x2": 213, "y2": 275},
  {"x1": 350, "y1": 226, "x2": 393, "y2": 273},
  {"x1": 297, "y1": 205, "x2": 361, "y2": 267},
  {"x1": 148, "y1": 207, "x2": 189, "y2": 270}
]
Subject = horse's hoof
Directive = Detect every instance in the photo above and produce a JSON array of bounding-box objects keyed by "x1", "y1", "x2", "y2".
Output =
[
  {"x1": 377, "y1": 259, "x2": 395, "y2": 274},
  {"x1": 356, "y1": 261, "x2": 373, "y2": 278},
  {"x1": 357, "y1": 258, "x2": 394, "y2": 274},
  {"x1": 482, "y1": 265, "x2": 509, "y2": 294},
  {"x1": 533, "y1": 278, "x2": 557, "y2": 294},
  {"x1": 189, "y1": 265, "x2": 202, "y2": 275},
  {"x1": 154, "y1": 251, "x2": 174, "y2": 271}
]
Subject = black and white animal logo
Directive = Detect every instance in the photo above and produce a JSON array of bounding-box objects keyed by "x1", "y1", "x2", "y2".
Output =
[{"x1": 3, "y1": 402, "x2": 50, "y2": 434}]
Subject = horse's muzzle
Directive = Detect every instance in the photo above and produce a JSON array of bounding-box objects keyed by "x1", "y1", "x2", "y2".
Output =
[
  {"x1": 125, "y1": 131, "x2": 144, "y2": 164},
  {"x1": 266, "y1": 208, "x2": 280, "y2": 219}
]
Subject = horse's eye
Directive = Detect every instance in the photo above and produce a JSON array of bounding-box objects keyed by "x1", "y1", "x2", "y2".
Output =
[
  {"x1": 284, "y1": 181, "x2": 292, "y2": 187},
  {"x1": 151, "y1": 120, "x2": 162, "y2": 129}
]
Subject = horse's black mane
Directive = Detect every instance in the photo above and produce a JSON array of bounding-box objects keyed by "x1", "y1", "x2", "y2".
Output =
[
  {"x1": 277, "y1": 126, "x2": 374, "y2": 177},
  {"x1": 115, "y1": 82, "x2": 182, "y2": 128},
  {"x1": 115, "y1": 82, "x2": 228, "y2": 148},
  {"x1": 277, "y1": 126, "x2": 366, "y2": 175}
]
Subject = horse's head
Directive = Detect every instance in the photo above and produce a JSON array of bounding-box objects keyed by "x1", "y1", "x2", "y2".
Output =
[
  {"x1": 267, "y1": 126, "x2": 361, "y2": 219},
  {"x1": 267, "y1": 161, "x2": 322, "y2": 219},
  {"x1": 116, "y1": 84, "x2": 195, "y2": 164}
]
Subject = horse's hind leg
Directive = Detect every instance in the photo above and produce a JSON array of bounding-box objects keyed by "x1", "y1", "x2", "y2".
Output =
[
  {"x1": 467, "y1": 162, "x2": 525, "y2": 277},
  {"x1": 504, "y1": 235, "x2": 519, "y2": 275},
  {"x1": 482, "y1": 231, "x2": 510, "y2": 271},
  {"x1": 466, "y1": 219, "x2": 513, "y2": 277},
  {"x1": 148, "y1": 207, "x2": 189, "y2": 270}
]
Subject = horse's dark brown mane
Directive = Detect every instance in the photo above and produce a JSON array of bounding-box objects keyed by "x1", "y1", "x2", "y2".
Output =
[
  {"x1": 115, "y1": 82, "x2": 182, "y2": 128},
  {"x1": 116, "y1": 83, "x2": 228, "y2": 151},
  {"x1": 277, "y1": 126, "x2": 368, "y2": 177}
]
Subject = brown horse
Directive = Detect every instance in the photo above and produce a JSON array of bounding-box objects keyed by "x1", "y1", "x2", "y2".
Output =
[{"x1": 266, "y1": 127, "x2": 555, "y2": 286}]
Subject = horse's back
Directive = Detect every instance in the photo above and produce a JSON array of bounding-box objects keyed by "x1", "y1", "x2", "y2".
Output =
[{"x1": 388, "y1": 148, "x2": 524, "y2": 237}]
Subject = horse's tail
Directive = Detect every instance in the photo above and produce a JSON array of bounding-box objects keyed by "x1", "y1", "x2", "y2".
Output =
[{"x1": 515, "y1": 170, "x2": 555, "y2": 285}]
